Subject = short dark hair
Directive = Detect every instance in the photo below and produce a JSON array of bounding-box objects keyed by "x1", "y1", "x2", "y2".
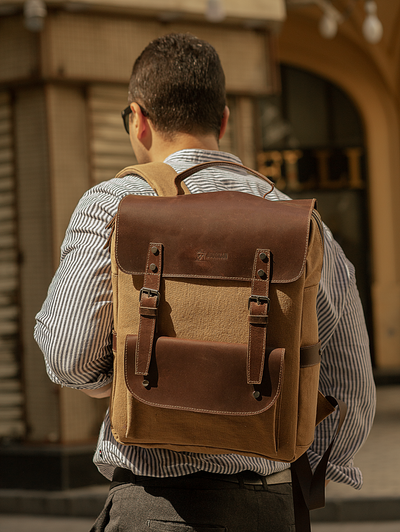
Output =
[{"x1": 128, "y1": 33, "x2": 226, "y2": 140}]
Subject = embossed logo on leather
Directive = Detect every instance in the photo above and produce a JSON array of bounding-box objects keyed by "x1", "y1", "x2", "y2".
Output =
[{"x1": 196, "y1": 250, "x2": 229, "y2": 261}]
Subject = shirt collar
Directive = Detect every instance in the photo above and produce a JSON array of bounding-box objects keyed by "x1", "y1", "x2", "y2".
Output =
[{"x1": 163, "y1": 149, "x2": 242, "y2": 167}]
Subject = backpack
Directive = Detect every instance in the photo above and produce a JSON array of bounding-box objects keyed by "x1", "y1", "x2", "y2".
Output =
[{"x1": 107, "y1": 160, "x2": 345, "y2": 532}]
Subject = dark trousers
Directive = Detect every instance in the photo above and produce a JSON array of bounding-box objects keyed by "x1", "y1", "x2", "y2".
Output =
[{"x1": 90, "y1": 470, "x2": 295, "y2": 532}]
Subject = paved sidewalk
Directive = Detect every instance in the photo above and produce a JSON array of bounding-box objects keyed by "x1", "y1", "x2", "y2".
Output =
[
  {"x1": 313, "y1": 523, "x2": 400, "y2": 531},
  {"x1": 0, "y1": 515, "x2": 95, "y2": 532},
  {"x1": 1, "y1": 514, "x2": 400, "y2": 532},
  {"x1": 0, "y1": 385, "x2": 398, "y2": 526}
]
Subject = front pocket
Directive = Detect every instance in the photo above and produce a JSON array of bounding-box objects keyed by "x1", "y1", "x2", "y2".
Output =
[
  {"x1": 124, "y1": 335, "x2": 284, "y2": 416},
  {"x1": 115, "y1": 335, "x2": 282, "y2": 458}
]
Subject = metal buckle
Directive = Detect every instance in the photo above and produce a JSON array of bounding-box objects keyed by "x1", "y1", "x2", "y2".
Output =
[
  {"x1": 248, "y1": 295, "x2": 270, "y2": 310},
  {"x1": 139, "y1": 288, "x2": 160, "y2": 307}
]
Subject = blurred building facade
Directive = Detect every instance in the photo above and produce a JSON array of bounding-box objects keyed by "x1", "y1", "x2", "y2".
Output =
[{"x1": 0, "y1": 0, "x2": 398, "y2": 489}]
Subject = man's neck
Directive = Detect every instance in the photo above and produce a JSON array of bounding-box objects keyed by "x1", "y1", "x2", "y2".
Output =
[{"x1": 146, "y1": 131, "x2": 220, "y2": 163}]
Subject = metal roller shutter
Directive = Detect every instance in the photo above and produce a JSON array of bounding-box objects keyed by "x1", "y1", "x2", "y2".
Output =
[
  {"x1": 89, "y1": 85, "x2": 137, "y2": 185},
  {"x1": 0, "y1": 91, "x2": 24, "y2": 440}
]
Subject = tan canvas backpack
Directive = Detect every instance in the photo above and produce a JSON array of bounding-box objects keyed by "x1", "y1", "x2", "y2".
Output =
[{"x1": 107, "y1": 161, "x2": 345, "y2": 531}]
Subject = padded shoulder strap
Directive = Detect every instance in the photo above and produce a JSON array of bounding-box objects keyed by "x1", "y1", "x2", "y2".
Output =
[{"x1": 115, "y1": 162, "x2": 190, "y2": 196}]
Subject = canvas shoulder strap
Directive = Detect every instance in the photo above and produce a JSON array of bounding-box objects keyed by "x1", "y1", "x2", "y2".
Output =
[
  {"x1": 105, "y1": 162, "x2": 186, "y2": 249},
  {"x1": 115, "y1": 162, "x2": 190, "y2": 196},
  {"x1": 115, "y1": 160, "x2": 275, "y2": 197}
]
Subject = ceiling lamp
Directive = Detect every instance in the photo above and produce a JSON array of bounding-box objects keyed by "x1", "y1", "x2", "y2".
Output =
[
  {"x1": 362, "y1": 0, "x2": 383, "y2": 44},
  {"x1": 24, "y1": 0, "x2": 47, "y2": 32},
  {"x1": 287, "y1": 0, "x2": 383, "y2": 44},
  {"x1": 317, "y1": 0, "x2": 344, "y2": 39},
  {"x1": 205, "y1": 0, "x2": 226, "y2": 23}
]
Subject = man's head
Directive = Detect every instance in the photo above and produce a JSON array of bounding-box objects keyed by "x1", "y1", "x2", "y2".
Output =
[{"x1": 128, "y1": 33, "x2": 226, "y2": 141}]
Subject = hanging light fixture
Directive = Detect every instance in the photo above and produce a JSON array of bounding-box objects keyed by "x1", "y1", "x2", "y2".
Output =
[
  {"x1": 317, "y1": 0, "x2": 344, "y2": 39},
  {"x1": 205, "y1": 0, "x2": 226, "y2": 23},
  {"x1": 24, "y1": 0, "x2": 47, "y2": 32},
  {"x1": 286, "y1": 0, "x2": 383, "y2": 44},
  {"x1": 314, "y1": 0, "x2": 349, "y2": 40},
  {"x1": 319, "y1": 13, "x2": 337, "y2": 38},
  {"x1": 362, "y1": 1, "x2": 383, "y2": 44}
]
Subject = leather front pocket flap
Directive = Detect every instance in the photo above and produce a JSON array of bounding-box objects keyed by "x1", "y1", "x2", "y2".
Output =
[{"x1": 125, "y1": 335, "x2": 284, "y2": 416}]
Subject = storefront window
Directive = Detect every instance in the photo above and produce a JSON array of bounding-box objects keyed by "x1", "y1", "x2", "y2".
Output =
[{"x1": 257, "y1": 66, "x2": 373, "y2": 357}]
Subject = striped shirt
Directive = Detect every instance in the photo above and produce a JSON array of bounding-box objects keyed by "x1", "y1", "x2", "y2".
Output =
[{"x1": 34, "y1": 149, "x2": 376, "y2": 488}]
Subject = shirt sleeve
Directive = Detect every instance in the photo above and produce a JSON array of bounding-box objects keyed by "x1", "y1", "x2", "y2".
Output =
[
  {"x1": 308, "y1": 225, "x2": 376, "y2": 488},
  {"x1": 34, "y1": 181, "x2": 127, "y2": 389}
]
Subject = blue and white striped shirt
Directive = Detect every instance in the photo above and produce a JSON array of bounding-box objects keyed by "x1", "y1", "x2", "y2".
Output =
[{"x1": 34, "y1": 149, "x2": 376, "y2": 488}]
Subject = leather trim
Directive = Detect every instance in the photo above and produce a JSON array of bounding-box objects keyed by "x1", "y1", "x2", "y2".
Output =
[
  {"x1": 300, "y1": 343, "x2": 321, "y2": 368},
  {"x1": 124, "y1": 335, "x2": 285, "y2": 416},
  {"x1": 135, "y1": 243, "x2": 163, "y2": 376},
  {"x1": 115, "y1": 192, "x2": 316, "y2": 283},
  {"x1": 173, "y1": 160, "x2": 274, "y2": 194},
  {"x1": 247, "y1": 249, "x2": 271, "y2": 385}
]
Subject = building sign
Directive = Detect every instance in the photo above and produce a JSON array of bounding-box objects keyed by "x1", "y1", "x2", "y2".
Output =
[{"x1": 257, "y1": 147, "x2": 364, "y2": 192}]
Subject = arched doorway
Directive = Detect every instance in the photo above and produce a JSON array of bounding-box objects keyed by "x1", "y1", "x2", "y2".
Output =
[{"x1": 256, "y1": 65, "x2": 373, "y2": 361}]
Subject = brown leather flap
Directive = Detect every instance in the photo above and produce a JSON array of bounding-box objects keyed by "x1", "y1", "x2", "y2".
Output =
[
  {"x1": 125, "y1": 335, "x2": 285, "y2": 416},
  {"x1": 115, "y1": 192, "x2": 316, "y2": 283}
]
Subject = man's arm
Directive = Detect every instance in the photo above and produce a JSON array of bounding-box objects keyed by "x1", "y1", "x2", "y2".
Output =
[
  {"x1": 309, "y1": 228, "x2": 376, "y2": 488},
  {"x1": 81, "y1": 383, "x2": 112, "y2": 398},
  {"x1": 34, "y1": 183, "x2": 119, "y2": 391}
]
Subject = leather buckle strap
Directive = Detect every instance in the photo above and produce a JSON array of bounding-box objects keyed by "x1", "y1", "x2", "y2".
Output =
[
  {"x1": 135, "y1": 243, "x2": 163, "y2": 375},
  {"x1": 139, "y1": 288, "x2": 160, "y2": 307},
  {"x1": 248, "y1": 295, "x2": 270, "y2": 310},
  {"x1": 247, "y1": 249, "x2": 271, "y2": 385}
]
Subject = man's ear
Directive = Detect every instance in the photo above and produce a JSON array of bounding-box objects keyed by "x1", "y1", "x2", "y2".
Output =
[
  {"x1": 130, "y1": 102, "x2": 148, "y2": 140},
  {"x1": 219, "y1": 106, "x2": 230, "y2": 140}
]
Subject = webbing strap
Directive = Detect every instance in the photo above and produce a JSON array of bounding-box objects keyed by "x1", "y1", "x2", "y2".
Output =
[
  {"x1": 174, "y1": 160, "x2": 274, "y2": 194},
  {"x1": 115, "y1": 160, "x2": 275, "y2": 196},
  {"x1": 291, "y1": 397, "x2": 347, "y2": 532}
]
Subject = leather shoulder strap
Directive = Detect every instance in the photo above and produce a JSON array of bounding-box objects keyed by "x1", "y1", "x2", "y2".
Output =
[
  {"x1": 174, "y1": 160, "x2": 274, "y2": 195},
  {"x1": 115, "y1": 160, "x2": 275, "y2": 197},
  {"x1": 115, "y1": 162, "x2": 190, "y2": 197}
]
